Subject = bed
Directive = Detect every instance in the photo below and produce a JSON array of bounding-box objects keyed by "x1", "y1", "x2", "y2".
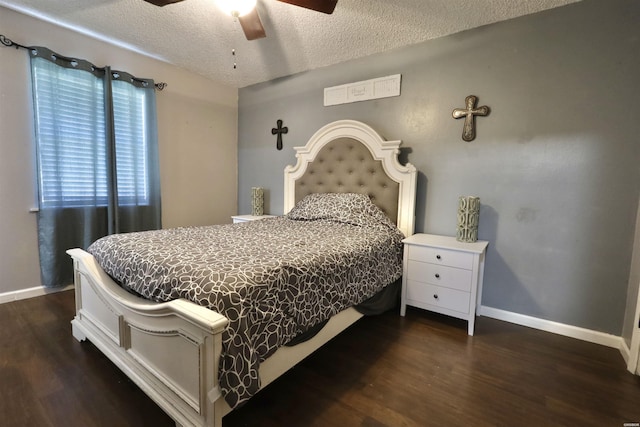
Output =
[{"x1": 67, "y1": 119, "x2": 417, "y2": 427}]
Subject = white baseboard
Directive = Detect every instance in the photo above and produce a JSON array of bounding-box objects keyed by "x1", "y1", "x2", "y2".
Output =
[
  {"x1": 479, "y1": 305, "x2": 623, "y2": 349},
  {"x1": 0, "y1": 284, "x2": 74, "y2": 305},
  {"x1": 620, "y1": 339, "x2": 631, "y2": 365}
]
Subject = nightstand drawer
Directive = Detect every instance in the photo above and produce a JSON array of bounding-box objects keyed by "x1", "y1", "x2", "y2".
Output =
[
  {"x1": 407, "y1": 245, "x2": 473, "y2": 270},
  {"x1": 406, "y1": 280, "x2": 471, "y2": 314},
  {"x1": 406, "y1": 260, "x2": 473, "y2": 292}
]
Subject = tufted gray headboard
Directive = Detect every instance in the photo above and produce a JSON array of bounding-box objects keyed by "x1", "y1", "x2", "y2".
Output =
[
  {"x1": 294, "y1": 137, "x2": 400, "y2": 223},
  {"x1": 284, "y1": 120, "x2": 417, "y2": 237}
]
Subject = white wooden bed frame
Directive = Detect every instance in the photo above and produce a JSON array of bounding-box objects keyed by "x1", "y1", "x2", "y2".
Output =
[{"x1": 68, "y1": 119, "x2": 416, "y2": 427}]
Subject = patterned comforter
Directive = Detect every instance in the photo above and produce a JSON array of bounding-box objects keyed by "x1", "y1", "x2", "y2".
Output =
[{"x1": 88, "y1": 193, "x2": 404, "y2": 408}]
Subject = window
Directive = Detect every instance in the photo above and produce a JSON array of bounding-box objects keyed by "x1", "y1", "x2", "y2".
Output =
[
  {"x1": 28, "y1": 46, "x2": 161, "y2": 288},
  {"x1": 31, "y1": 57, "x2": 152, "y2": 208}
]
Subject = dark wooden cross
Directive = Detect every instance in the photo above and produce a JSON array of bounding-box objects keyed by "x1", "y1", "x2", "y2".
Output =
[
  {"x1": 452, "y1": 95, "x2": 490, "y2": 142},
  {"x1": 271, "y1": 119, "x2": 288, "y2": 150}
]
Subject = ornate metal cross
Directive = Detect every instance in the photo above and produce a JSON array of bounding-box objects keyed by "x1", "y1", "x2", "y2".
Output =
[
  {"x1": 452, "y1": 95, "x2": 490, "y2": 142},
  {"x1": 271, "y1": 119, "x2": 288, "y2": 150}
]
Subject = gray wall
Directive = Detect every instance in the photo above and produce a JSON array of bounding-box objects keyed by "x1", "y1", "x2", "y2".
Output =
[{"x1": 238, "y1": 0, "x2": 640, "y2": 335}]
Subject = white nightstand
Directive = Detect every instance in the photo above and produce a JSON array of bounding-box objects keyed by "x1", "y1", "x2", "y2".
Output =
[
  {"x1": 400, "y1": 233, "x2": 488, "y2": 335},
  {"x1": 231, "y1": 215, "x2": 277, "y2": 223}
]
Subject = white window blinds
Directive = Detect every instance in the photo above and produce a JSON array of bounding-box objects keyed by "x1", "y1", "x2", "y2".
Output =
[{"x1": 31, "y1": 57, "x2": 151, "y2": 208}]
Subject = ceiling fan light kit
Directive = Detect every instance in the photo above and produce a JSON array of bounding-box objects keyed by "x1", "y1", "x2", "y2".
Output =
[
  {"x1": 215, "y1": 0, "x2": 257, "y2": 17},
  {"x1": 143, "y1": 0, "x2": 338, "y2": 41}
]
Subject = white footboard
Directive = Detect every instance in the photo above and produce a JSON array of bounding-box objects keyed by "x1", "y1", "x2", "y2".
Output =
[
  {"x1": 67, "y1": 249, "x2": 229, "y2": 427},
  {"x1": 68, "y1": 248, "x2": 368, "y2": 426}
]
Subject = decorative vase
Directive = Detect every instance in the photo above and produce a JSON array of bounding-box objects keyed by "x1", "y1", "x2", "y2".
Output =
[
  {"x1": 251, "y1": 187, "x2": 264, "y2": 216},
  {"x1": 456, "y1": 196, "x2": 480, "y2": 243}
]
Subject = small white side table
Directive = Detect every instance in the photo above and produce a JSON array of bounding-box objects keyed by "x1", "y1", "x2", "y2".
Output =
[
  {"x1": 400, "y1": 233, "x2": 488, "y2": 335},
  {"x1": 231, "y1": 215, "x2": 277, "y2": 223}
]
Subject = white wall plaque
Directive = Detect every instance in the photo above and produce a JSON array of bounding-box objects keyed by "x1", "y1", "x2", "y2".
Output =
[{"x1": 323, "y1": 74, "x2": 401, "y2": 106}]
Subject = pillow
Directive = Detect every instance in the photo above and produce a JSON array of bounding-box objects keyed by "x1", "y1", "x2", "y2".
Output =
[{"x1": 286, "y1": 192, "x2": 398, "y2": 231}]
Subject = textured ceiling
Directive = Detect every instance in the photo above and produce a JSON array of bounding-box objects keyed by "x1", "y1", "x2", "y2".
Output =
[{"x1": 0, "y1": 0, "x2": 580, "y2": 88}]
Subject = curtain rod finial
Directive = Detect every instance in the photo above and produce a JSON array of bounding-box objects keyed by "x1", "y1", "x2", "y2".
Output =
[
  {"x1": 0, "y1": 34, "x2": 13, "y2": 47},
  {"x1": 0, "y1": 34, "x2": 27, "y2": 50}
]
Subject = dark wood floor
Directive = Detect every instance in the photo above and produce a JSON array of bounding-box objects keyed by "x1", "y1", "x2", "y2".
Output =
[{"x1": 1, "y1": 290, "x2": 639, "y2": 427}]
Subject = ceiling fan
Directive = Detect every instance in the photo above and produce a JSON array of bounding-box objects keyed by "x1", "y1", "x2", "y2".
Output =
[{"x1": 143, "y1": 0, "x2": 338, "y2": 40}]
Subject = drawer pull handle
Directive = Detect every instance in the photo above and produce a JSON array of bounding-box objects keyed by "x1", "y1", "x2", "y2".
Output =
[
  {"x1": 436, "y1": 255, "x2": 442, "y2": 260},
  {"x1": 435, "y1": 273, "x2": 440, "y2": 279},
  {"x1": 433, "y1": 294, "x2": 439, "y2": 300}
]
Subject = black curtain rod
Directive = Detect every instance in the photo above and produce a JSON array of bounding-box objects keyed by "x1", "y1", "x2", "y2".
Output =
[
  {"x1": 1, "y1": 34, "x2": 28, "y2": 50},
  {"x1": 0, "y1": 34, "x2": 167, "y2": 91}
]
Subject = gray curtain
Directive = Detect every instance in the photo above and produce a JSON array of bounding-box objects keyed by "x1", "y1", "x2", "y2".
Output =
[{"x1": 30, "y1": 47, "x2": 161, "y2": 288}]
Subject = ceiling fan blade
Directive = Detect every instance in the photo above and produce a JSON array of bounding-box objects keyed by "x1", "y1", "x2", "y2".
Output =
[
  {"x1": 142, "y1": 0, "x2": 185, "y2": 6},
  {"x1": 277, "y1": 0, "x2": 338, "y2": 14},
  {"x1": 238, "y1": 8, "x2": 266, "y2": 41}
]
